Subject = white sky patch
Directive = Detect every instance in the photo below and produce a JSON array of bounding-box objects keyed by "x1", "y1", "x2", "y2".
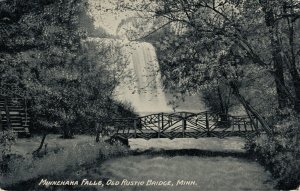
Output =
[{"x1": 88, "y1": 0, "x2": 138, "y2": 35}]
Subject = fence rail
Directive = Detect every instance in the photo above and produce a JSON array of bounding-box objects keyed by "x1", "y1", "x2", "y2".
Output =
[{"x1": 103, "y1": 111, "x2": 264, "y2": 140}]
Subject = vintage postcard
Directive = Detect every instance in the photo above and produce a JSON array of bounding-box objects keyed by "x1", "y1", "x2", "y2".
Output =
[{"x1": 0, "y1": 0, "x2": 300, "y2": 190}]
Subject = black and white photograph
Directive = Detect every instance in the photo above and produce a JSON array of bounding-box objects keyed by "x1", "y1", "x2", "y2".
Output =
[{"x1": 0, "y1": 0, "x2": 300, "y2": 190}]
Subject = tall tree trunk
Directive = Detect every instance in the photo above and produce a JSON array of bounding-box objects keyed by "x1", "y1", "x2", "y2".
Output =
[
  {"x1": 32, "y1": 132, "x2": 47, "y2": 155},
  {"x1": 285, "y1": 9, "x2": 300, "y2": 113},
  {"x1": 260, "y1": 0, "x2": 289, "y2": 109},
  {"x1": 289, "y1": 64, "x2": 300, "y2": 112},
  {"x1": 217, "y1": 86, "x2": 225, "y2": 114},
  {"x1": 230, "y1": 82, "x2": 273, "y2": 135},
  {"x1": 217, "y1": 86, "x2": 229, "y2": 123},
  {"x1": 272, "y1": 51, "x2": 288, "y2": 109}
]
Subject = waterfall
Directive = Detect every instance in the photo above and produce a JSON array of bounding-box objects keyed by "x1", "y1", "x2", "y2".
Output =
[
  {"x1": 115, "y1": 41, "x2": 172, "y2": 114},
  {"x1": 87, "y1": 37, "x2": 171, "y2": 114}
]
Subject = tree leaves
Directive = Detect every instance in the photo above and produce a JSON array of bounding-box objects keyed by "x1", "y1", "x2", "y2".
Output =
[{"x1": 0, "y1": 0, "x2": 131, "y2": 135}]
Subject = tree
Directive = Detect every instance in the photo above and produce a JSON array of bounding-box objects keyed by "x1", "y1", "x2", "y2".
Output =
[
  {"x1": 0, "y1": 0, "x2": 130, "y2": 141},
  {"x1": 116, "y1": 0, "x2": 300, "y2": 114}
]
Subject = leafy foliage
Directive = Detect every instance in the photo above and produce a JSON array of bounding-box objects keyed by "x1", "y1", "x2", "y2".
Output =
[
  {"x1": 0, "y1": 130, "x2": 16, "y2": 173},
  {"x1": 0, "y1": 0, "x2": 133, "y2": 137},
  {"x1": 246, "y1": 114, "x2": 300, "y2": 189},
  {"x1": 116, "y1": 0, "x2": 300, "y2": 113}
]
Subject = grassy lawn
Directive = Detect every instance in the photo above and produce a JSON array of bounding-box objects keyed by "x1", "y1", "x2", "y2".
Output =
[
  {"x1": 1, "y1": 134, "x2": 128, "y2": 189},
  {"x1": 10, "y1": 134, "x2": 97, "y2": 155}
]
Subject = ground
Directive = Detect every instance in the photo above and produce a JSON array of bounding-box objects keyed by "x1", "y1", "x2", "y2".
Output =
[
  {"x1": 10, "y1": 134, "x2": 97, "y2": 155},
  {"x1": 2, "y1": 135, "x2": 277, "y2": 191}
]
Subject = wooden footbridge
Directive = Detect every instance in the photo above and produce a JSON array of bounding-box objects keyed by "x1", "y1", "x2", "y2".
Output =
[{"x1": 103, "y1": 111, "x2": 267, "y2": 140}]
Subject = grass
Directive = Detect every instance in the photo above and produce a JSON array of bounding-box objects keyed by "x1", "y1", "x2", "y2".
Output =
[
  {"x1": 0, "y1": 135, "x2": 278, "y2": 191},
  {"x1": 0, "y1": 134, "x2": 129, "y2": 189}
]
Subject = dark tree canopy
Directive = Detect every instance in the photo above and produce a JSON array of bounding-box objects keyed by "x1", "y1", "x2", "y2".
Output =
[{"x1": 0, "y1": 0, "x2": 133, "y2": 137}]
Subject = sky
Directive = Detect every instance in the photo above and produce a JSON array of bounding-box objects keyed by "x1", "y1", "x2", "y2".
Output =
[{"x1": 88, "y1": 0, "x2": 138, "y2": 35}]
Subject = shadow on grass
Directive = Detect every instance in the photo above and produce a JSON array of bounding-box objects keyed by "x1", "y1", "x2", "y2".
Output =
[
  {"x1": 3, "y1": 148, "x2": 253, "y2": 191},
  {"x1": 130, "y1": 148, "x2": 251, "y2": 159}
]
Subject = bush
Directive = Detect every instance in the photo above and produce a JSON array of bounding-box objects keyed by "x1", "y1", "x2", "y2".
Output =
[
  {"x1": 0, "y1": 130, "x2": 17, "y2": 173},
  {"x1": 246, "y1": 115, "x2": 300, "y2": 190}
]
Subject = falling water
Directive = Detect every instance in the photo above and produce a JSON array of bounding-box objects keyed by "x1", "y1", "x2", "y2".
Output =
[
  {"x1": 86, "y1": 37, "x2": 209, "y2": 113},
  {"x1": 115, "y1": 41, "x2": 172, "y2": 114}
]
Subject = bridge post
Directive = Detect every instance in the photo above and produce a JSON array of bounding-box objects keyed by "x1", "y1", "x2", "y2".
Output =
[
  {"x1": 134, "y1": 119, "x2": 137, "y2": 138},
  {"x1": 161, "y1": 113, "x2": 164, "y2": 131},
  {"x1": 182, "y1": 113, "x2": 186, "y2": 138},
  {"x1": 206, "y1": 112, "x2": 210, "y2": 137},
  {"x1": 158, "y1": 113, "x2": 161, "y2": 138}
]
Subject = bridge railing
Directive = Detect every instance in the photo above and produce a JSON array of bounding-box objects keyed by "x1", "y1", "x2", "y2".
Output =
[{"x1": 102, "y1": 111, "x2": 264, "y2": 139}]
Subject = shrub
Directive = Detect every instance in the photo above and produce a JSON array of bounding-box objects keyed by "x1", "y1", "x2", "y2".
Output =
[
  {"x1": 246, "y1": 115, "x2": 300, "y2": 190},
  {"x1": 0, "y1": 130, "x2": 17, "y2": 173}
]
